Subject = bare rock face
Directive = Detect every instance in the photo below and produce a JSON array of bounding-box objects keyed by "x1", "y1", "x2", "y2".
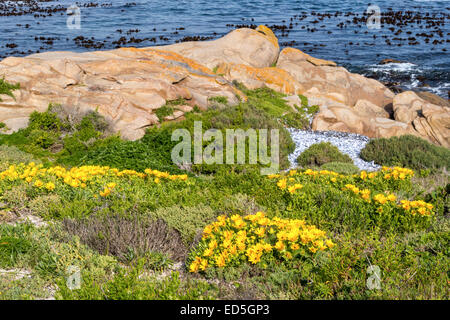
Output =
[
  {"x1": 156, "y1": 25, "x2": 280, "y2": 70},
  {"x1": 276, "y1": 47, "x2": 395, "y2": 108},
  {"x1": 312, "y1": 91, "x2": 450, "y2": 148},
  {"x1": 215, "y1": 62, "x2": 304, "y2": 95},
  {"x1": 0, "y1": 47, "x2": 244, "y2": 140},
  {"x1": 415, "y1": 91, "x2": 450, "y2": 108},
  {"x1": 312, "y1": 105, "x2": 416, "y2": 138},
  {"x1": 354, "y1": 99, "x2": 390, "y2": 119},
  {"x1": 393, "y1": 91, "x2": 450, "y2": 147}
]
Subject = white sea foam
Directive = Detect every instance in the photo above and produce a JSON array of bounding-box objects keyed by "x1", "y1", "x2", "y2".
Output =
[{"x1": 368, "y1": 62, "x2": 419, "y2": 73}]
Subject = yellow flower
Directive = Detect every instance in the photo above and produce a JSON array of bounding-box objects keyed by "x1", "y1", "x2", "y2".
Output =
[
  {"x1": 189, "y1": 256, "x2": 202, "y2": 273},
  {"x1": 107, "y1": 182, "x2": 116, "y2": 189},
  {"x1": 325, "y1": 239, "x2": 335, "y2": 248},
  {"x1": 309, "y1": 246, "x2": 318, "y2": 253},
  {"x1": 45, "y1": 182, "x2": 55, "y2": 191},
  {"x1": 215, "y1": 254, "x2": 226, "y2": 267},
  {"x1": 99, "y1": 188, "x2": 111, "y2": 197},
  {"x1": 34, "y1": 180, "x2": 43, "y2": 188},
  {"x1": 254, "y1": 227, "x2": 265, "y2": 237},
  {"x1": 275, "y1": 241, "x2": 285, "y2": 251},
  {"x1": 199, "y1": 259, "x2": 208, "y2": 271},
  {"x1": 284, "y1": 252, "x2": 292, "y2": 260},
  {"x1": 373, "y1": 194, "x2": 387, "y2": 205},
  {"x1": 387, "y1": 194, "x2": 397, "y2": 202},
  {"x1": 277, "y1": 178, "x2": 287, "y2": 190},
  {"x1": 203, "y1": 247, "x2": 214, "y2": 257},
  {"x1": 417, "y1": 207, "x2": 428, "y2": 216}
]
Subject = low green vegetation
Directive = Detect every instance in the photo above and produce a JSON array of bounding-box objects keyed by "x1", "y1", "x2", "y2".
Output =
[
  {"x1": 0, "y1": 87, "x2": 304, "y2": 174},
  {"x1": 0, "y1": 78, "x2": 20, "y2": 102},
  {"x1": 320, "y1": 161, "x2": 360, "y2": 175},
  {"x1": 361, "y1": 135, "x2": 450, "y2": 171},
  {"x1": 155, "y1": 105, "x2": 175, "y2": 122},
  {"x1": 208, "y1": 96, "x2": 228, "y2": 105},
  {"x1": 0, "y1": 86, "x2": 448, "y2": 300},
  {"x1": 296, "y1": 142, "x2": 353, "y2": 167}
]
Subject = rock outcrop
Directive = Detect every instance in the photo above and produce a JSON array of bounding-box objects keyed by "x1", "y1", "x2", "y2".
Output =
[
  {"x1": 393, "y1": 91, "x2": 450, "y2": 147},
  {"x1": 157, "y1": 26, "x2": 280, "y2": 69},
  {"x1": 0, "y1": 48, "x2": 245, "y2": 140},
  {"x1": 0, "y1": 25, "x2": 448, "y2": 147},
  {"x1": 312, "y1": 91, "x2": 450, "y2": 147},
  {"x1": 276, "y1": 47, "x2": 395, "y2": 109},
  {"x1": 215, "y1": 62, "x2": 303, "y2": 95}
]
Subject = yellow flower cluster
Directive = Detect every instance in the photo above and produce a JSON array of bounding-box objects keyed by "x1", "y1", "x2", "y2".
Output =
[
  {"x1": 276, "y1": 178, "x2": 303, "y2": 194},
  {"x1": 0, "y1": 162, "x2": 188, "y2": 196},
  {"x1": 341, "y1": 183, "x2": 433, "y2": 216},
  {"x1": 342, "y1": 184, "x2": 372, "y2": 201},
  {"x1": 381, "y1": 166, "x2": 414, "y2": 180},
  {"x1": 400, "y1": 200, "x2": 433, "y2": 216},
  {"x1": 358, "y1": 170, "x2": 378, "y2": 180},
  {"x1": 271, "y1": 167, "x2": 415, "y2": 186},
  {"x1": 189, "y1": 212, "x2": 334, "y2": 273}
]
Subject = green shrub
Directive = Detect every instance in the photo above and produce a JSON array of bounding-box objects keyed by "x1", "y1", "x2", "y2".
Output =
[
  {"x1": 424, "y1": 183, "x2": 449, "y2": 217},
  {"x1": 306, "y1": 104, "x2": 320, "y2": 115},
  {"x1": 281, "y1": 112, "x2": 309, "y2": 129},
  {"x1": 56, "y1": 261, "x2": 216, "y2": 300},
  {"x1": 2, "y1": 185, "x2": 30, "y2": 208},
  {"x1": 0, "y1": 236, "x2": 32, "y2": 268},
  {"x1": 1, "y1": 88, "x2": 294, "y2": 174},
  {"x1": 155, "y1": 105, "x2": 174, "y2": 121},
  {"x1": 28, "y1": 195, "x2": 63, "y2": 218},
  {"x1": 27, "y1": 109, "x2": 62, "y2": 132},
  {"x1": 77, "y1": 111, "x2": 110, "y2": 133},
  {"x1": 27, "y1": 129, "x2": 58, "y2": 149},
  {"x1": 242, "y1": 87, "x2": 291, "y2": 117},
  {"x1": 209, "y1": 96, "x2": 228, "y2": 104},
  {"x1": 297, "y1": 142, "x2": 353, "y2": 167},
  {"x1": 320, "y1": 162, "x2": 360, "y2": 175},
  {"x1": 298, "y1": 94, "x2": 308, "y2": 108},
  {"x1": 147, "y1": 204, "x2": 217, "y2": 244},
  {"x1": 361, "y1": 135, "x2": 450, "y2": 171},
  {"x1": 0, "y1": 122, "x2": 6, "y2": 129},
  {"x1": 220, "y1": 193, "x2": 263, "y2": 216},
  {"x1": 0, "y1": 145, "x2": 38, "y2": 170},
  {"x1": 0, "y1": 78, "x2": 20, "y2": 102}
]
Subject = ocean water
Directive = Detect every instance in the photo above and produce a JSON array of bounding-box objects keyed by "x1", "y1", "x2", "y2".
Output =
[{"x1": 0, "y1": 0, "x2": 449, "y2": 97}]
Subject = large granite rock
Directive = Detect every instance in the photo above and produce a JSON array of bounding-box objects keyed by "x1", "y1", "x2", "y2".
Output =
[
  {"x1": 276, "y1": 47, "x2": 395, "y2": 109},
  {"x1": 312, "y1": 91, "x2": 450, "y2": 147},
  {"x1": 156, "y1": 25, "x2": 280, "y2": 70},
  {"x1": 215, "y1": 62, "x2": 303, "y2": 95},
  {"x1": 312, "y1": 104, "x2": 416, "y2": 139},
  {"x1": 0, "y1": 48, "x2": 244, "y2": 140},
  {"x1": 393, "y1": 91, "x2": 450, "y2": 147}
]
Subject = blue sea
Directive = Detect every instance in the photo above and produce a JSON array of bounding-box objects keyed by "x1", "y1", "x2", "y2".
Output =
[{"x1": 0, "y1": 0, "x2": 449, "y2": 97}]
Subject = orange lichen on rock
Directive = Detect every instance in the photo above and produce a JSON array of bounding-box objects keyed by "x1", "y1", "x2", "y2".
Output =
[
  {"x1": 216, "y1": 62, "x2": 303, "y2": 95},
  {"x1": 256, "y1": 25, "x2": 279, "y2": 49}
]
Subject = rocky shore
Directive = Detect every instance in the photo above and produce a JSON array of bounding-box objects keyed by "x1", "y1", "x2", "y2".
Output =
[{"x1": 0, "y1": 25, "x2": 449, "y2": 146}]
